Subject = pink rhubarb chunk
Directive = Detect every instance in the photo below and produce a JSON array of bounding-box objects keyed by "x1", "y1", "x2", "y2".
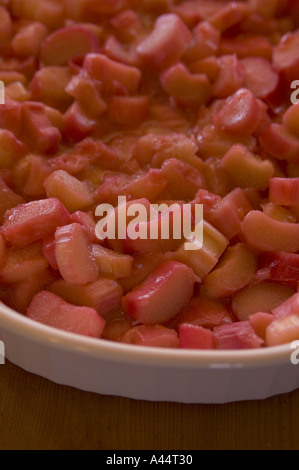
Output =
[
  {"x1": 55, "y1": 223, "x2": 99, "y2": 285},
  {"x1": 40, "y1": 26, "x2": 100, "y2": 66},
  {"x1": 1, "y1": 198, "x2": 70, "y2": 248},
  {"x1": 179, "y1": 324, "x2": 214, "y2": 350},
  {"x1": 121, "y1": 325, "x2": 179, "y2": 348},
  {"x1": 241, "y1": 210, "x2": 299, "y2": 253},
  {"x1": 26, "y1": 291, "x2": 106, "y2": 338},
  {"x1": 122, "y1": 261, "x2": 196, "y2": 325},
  {"x1": 136, "y1": 13, "x2": 192, "y2": 70},
  {"x1": 214, "y1": 322, "x2": 264, "y2": 350}
]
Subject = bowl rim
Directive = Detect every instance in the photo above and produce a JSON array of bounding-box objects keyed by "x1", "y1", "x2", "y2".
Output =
[{"x1": 0, "y1": 302, "x2": 294, "y2": 368}]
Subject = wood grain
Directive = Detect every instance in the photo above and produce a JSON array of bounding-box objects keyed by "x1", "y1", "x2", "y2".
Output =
[{"x1": 0, "y1": 360, "x2": 298, "y2": 450}]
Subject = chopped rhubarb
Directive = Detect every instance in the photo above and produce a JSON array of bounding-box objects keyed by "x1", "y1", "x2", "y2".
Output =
[
  {"x1": 214, "y1": 322, "x2": 264, "y2": 350},
  {"x1": 0, "y1": 178, "x2": 25, "y2": 223},
  {"x1": 55, "y1": 223, "x2": 99, "y2": 285},
  {"x1": 232, "y1": 281, "x2": 295, "y2": 321},
  {"x1": 241, "y1": 57, "x2": 279, "y2": 101},
  {"x1": 272, "y1": 293, "x2": 299, "y2": 319},
  {"x1": 26, "y1": 291, "x2": 106, "y2": 338},
  {"x1": 174, "y1": 221, "x2": 229, "y2": 278},
  {"x1": 203, "y1": 243, "x2": 258, "y2": 300},
  {"x1": 122, "y1": 261, "x2": 196, "y2": 325},
  {"x1": 249, "y1": 312, "x2": 274, "y2": 341},
  {"x1": 174, "y1": 295, "x2": 233, "y2": 331},
  {"x1": 221, "y1": 144, "x2": 274, "y2": 191},
  {"x1": 266, "y1": 315, "x2": 299, "y2": 347},
  {"x1": 136, "y1": 13, "x2": 192, "y2": 70},
  {"x1": 121, "y1": 325, "x2": 179, "y2": 348},
  {"x1": 241, "y1": 210, "x2": 299, "y2": 253},
  {"x1": 179, "y1": 324, "x2": 214, "y2": 350},
  {"x1": 44, "y1": 170, "x2": 93, "y2": 213},
  {"x1": 283, "y1": 104, "x2": 299, "y2": 138},
  {"x1": 40, "y1": 26, "x2": 100, "y2": 66},
  {"x1": 0, "y1": 0, "x2": 299, "y2": 351},
  {"x1": 0, "y1": 242, "x2": 48, "y2": 284},
  {"x1": 213, "y1": 89, "x2": 260, "y2": 136},
  {"x1": 21, "y1": 102, "x2": 61, "y2": 155},
  {"x1": 2, "y1": 198, "x2": 70, "y2": 248},
  {"x1": 49, "y1": 276, "x2": 123, "y2": 316},
  {"x1": 269, "y1": 177, "x2": 299, "y2": 206}
]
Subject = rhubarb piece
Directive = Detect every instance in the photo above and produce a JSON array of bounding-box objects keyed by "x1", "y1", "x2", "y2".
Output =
[
  {"x1": 208, "y1": 188, "x2": 252, "y2": 240},
  {"x1": 123, "y1": 203, "x2": 187, "y2": 254},
  {"x1": 13, "y1": 154, "x2": 51, "y2": 199},
  {"x1": 232, "y1": 281, "x2": 295, "y2": 321},
  {"x1": 55, "y1": 223, "x2": 99, "y2": 285},
  {"x1": 42, "y1": 236, "x2": 58, "y2": 270},
  {"x1": 136, "y1": 13, "x2": 192, "y2": 70},
  {"x1": 1, "y1": 198, "x2": 70, "y2": 248},
  {"x1": 21, "y1": 102, "x2": 61, "y2": 154},
  {"x1": 249, "y1": 312, "x2": 274, "y2": 341},
  {"x1": 40, "y1": 26, "x2": 100, "y2": 66},
  {"x1": 12, "y1": 22, "x2": 48, "y2": 58},
  {"x1": 119, "y1": 253, "x2": 163, "y2": 293},
  {"x1": 161, "y1": 158, "x2": 206, "y2": 200},
  {"x1": 203, "y1": 243, "x2": 258, "y2": 300},
  {"x1": 209, "y1": 2, "x2": 250, "y2": 31},
  {"x1": 71, "y1": 211, "x2": 97, "y2": 243},
  {"x1": 269, "y1": 177, "x2": 299, "y2": 206},
  {"x1": 220, "y1": 144, "x2": 274, "y2": 190},
  {"x1": 49, "y1": 277, "x2": 123, "y2": 315},
  {"x1": 184, "y1": 22, "x2": 220, "y2": 63},
  {"x1": 262, "y1": 202, "x2": 296, "y2": 223},
  {"x1": 0, "y1": 178, "x2": 25, "y2": 223},
  {"x1": 122, "y1": 261, "x2": 196, "y2": 325},
  {"x1": 283, "y1": 104, "x2": 299, "y2": 138},
  {"x1": 263, "y1": 252, "x2": 299, "y2": 284},
  {"x1": 272, "y1": 293, "x2": 299, "y2": 319},
  {"x1": 214, "y1": 88, "x2": 260, "y2": 136},
  {"x1": 273, "y1": 31, "x2": 299, "y2": 86},
  {"x1": 83, "y1": 53, "x2": 141, "y2": 94},
  {"x1": 121, "y1": 325, "x2": 179, "y2": 348},
  {"x1": 63, "y1": 102, "x2": 98, "y2": 142},
  {"x1": 26, "y1": 291, "x2": 106, "y2": 338},
  {"x1": 259, "y1": 123, "x2": 299, "y2": 163},
  {"x1": 241, "y1": 210, "x2": 299, "y2": 253},
  {"x1": 174, "y1": 295, "x2": 233, "y2": 331},
  {"x1": 219, "y1": 36, "x2": 272, "y2": 61},
  {"x1": 212, "y1": 55, "x2": 245, "y2": 99},
  {"x1": 12, "y1": 268, "x2": 56, "y2": 313},
  {"x1": 0, "y1": 129, "x2": 26, "y2": 169},
  {"x1": 65, "y1": 72, "x2": 107, "y2": 118},
  {"x1": 102, "y1": 310, "x2": 133, "y2": 343},
  {"x1": 30, "y1": 66, "x2": 73, "y2": 110},
  {"x1": 0, "y1": 6, "x2": 12, "y2": 48},
  {"x1": 266, "y1": 315, "x2": 299, "y2": 347},
  {"x1": 174, "y1": 221, "x2": 229, "y2": 278},
  {"x1": 44, "y1": 170, "x2": 93, "y2": 213},
  {"x1": 214, "y1": 322, "x2": 264, "y2": 350},
  {"x1": 92, "y1": 245, "x2": 133, "y2": 278},
  {"x1": 179, "y1": 324, "x2": 214, "y2": 350},
  {"x1": 11, "y1": 0, "x2": 64, "y2": 29},
  {"x1": 0, "y1": 242, "x2": 48, "y2": 283},
  {"x1": 161, "y1": 63, "x2": 211, "y2": 106},
  {"x1": 0, "y1": 100, "x2": 22, "y2": 136},
  {"x1": 109, "y1": 96, "x2": 149, "y2": 126},
  {"x1": 241, "y1": 57, "x2": 279, "y2": 101}
]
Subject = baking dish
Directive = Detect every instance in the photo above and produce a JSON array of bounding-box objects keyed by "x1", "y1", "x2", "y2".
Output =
[{"x1": 0, "y1": 301, "x2": 298, "y2": 404}]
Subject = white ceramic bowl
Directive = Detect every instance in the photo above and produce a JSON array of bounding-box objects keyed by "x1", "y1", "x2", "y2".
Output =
[{"x1": 0, "y1": 301, "x2": 299, "y2": 404}]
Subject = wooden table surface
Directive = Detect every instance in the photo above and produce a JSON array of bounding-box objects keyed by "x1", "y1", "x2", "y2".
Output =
[{"x1": 0, "y1": 359, "x2": 299, "y2": 450}]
